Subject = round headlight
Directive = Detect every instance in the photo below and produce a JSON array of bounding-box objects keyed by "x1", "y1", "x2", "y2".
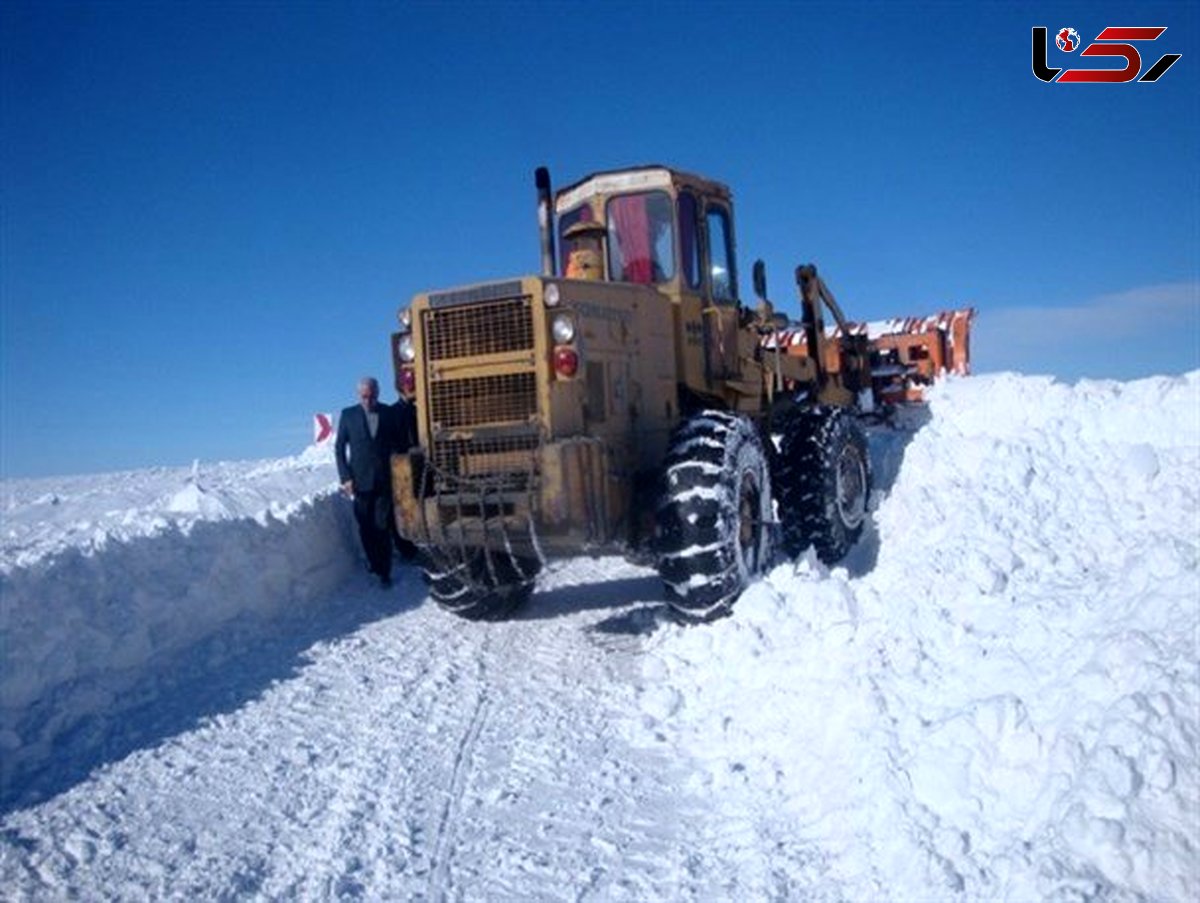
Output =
[
  {"x1": 398, "y1": 307, "x2": 413, "y2": 331},
  {"x1": 398, "y1": 334, "x2": 416, "y2": 362},
  {"x1": 544, "y1": 283, "x2": 560, "y2": 307},
  {"x1": 551, "y1": 313, "x2": 576, "y2": 344}
]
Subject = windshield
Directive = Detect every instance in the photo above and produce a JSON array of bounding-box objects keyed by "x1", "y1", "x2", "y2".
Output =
[{"x1": 606, "y1": 191, "x2": 675, "y2": 285}]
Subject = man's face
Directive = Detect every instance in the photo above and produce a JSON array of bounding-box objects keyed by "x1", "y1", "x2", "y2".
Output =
[{"x1": 358, "y1": 383, "x2": 378, "y2": 411}]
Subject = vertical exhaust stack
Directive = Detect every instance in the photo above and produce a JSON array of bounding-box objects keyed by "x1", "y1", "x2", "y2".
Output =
[{"x1": 535, "y1": 166, "x2": 557, "y2": 277}]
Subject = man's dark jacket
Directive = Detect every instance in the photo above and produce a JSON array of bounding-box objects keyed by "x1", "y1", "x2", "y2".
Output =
[{"x1": 335, "y1": 403, "x2": 409, "y2": 492}]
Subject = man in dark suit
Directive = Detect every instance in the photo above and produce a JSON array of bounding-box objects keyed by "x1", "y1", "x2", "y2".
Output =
[{"x1": 336, "y1": 376, "x2": 408, "y2": 587}]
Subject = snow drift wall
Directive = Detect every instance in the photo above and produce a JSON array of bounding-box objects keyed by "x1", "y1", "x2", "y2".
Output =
[
  {"x1": 635, "y1": 372, "x2": 1200, "y2": 901},
  {"x1": 0, "y1": 453, "x2": 360, "y2": 803}
]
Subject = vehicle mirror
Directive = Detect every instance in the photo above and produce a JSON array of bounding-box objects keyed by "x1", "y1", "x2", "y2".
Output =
[{"x1": 752, "y1": 259, "x2": 768, "y2": 301}]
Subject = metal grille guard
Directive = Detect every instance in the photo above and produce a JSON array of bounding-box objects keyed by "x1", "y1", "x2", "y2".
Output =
[{"x1": 414, "y1": 436, "x2": 546, "y2": 593}]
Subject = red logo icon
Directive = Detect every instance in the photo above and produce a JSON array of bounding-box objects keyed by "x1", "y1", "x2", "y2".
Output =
[{"x1": 1033, "y1": 26, "x2": 1182, "y2": 83}]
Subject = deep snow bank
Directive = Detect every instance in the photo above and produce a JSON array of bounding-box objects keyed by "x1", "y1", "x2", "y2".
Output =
[
  {"x1": 636, "y1": 372, "x2": 1200, "y2": 901},
  {"x1": 0, "y1": 447, "x2": 359, "y2": 802}
]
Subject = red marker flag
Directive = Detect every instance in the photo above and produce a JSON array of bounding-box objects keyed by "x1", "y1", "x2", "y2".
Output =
[{"x1": 313, "y1": 413, "x2": 334, "y2": 445}]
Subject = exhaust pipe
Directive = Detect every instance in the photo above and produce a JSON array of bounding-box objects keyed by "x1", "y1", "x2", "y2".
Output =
[{"x1": 535, "y1": 166, "x2": 557, "y2": 277}]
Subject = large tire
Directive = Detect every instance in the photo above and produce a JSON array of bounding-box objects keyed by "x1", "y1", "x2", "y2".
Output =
[
  {"x1": 776, "y1": 407, "x2": 871, "y2": 564},
  {"x1": 421, "y1": 548, "x2": 539, "y2": 620},
  {"x1": 656, "y1": 410, "x2": 773, "y2": 619}
]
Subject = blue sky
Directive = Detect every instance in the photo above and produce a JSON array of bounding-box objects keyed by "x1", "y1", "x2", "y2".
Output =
[{"x1": 2, "y1": 0, "x2": 1197, "y2": 478}]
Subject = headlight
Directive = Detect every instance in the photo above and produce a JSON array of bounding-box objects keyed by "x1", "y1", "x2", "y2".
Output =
[
  {"x1": 398, "y1": 334, "x2": 416, "y2": 362},
  {"x1": 544, "y1": 283, "x2": 560, "y2": 307},
  {"x1": 551, "y1": 313, "x2": 576, "y2": 344},
  {"x1": 397, "y1": 307, "x2": 413, "y2": 332}
]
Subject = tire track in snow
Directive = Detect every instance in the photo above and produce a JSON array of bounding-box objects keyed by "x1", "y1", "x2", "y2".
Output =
[
  {"x1": 1, "y1": 557, "x2": 820, "y2": 900},
  {"x1": 261, "y1": 582, "x2": 494, "y2": 898},
  {"x1": 427, "y1": 625, "x2": 501, "y2": 901},
  {"x1": 295, "y1": 634, "x2": 426, "y2": 897},
  {"x1": 417, "y1": 560, "x2": 729, "y2": 900}
]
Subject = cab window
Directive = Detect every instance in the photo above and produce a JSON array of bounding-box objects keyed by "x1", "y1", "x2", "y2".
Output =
[
  {"x1": 557, "y1": 204, "x2": 592, "y2": 274},
  {"x1": 606, "y1": 191, "x2": 675, "y2": 285},
  {"x1": 707, "y1": 206, "x2": 736, "y2": 302},
  {"x1": 678, "y1": 192, "x2": 701, "y2": 289}
]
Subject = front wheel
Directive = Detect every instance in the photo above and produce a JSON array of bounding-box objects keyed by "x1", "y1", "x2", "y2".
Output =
[
  {"x1": 655, "y1": 410, "x2": 773, "y2": 620},
  {"x1": 421, "y1": 549, "x2": 539, "y2": 620}
]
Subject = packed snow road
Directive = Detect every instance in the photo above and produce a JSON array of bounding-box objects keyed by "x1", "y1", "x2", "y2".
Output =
[{"x1": 1, "y1": 559, "x2": 831, "y2": 901}]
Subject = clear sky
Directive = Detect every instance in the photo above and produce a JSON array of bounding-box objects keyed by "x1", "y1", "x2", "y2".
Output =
[{"x1": 2, "y1": 0, "x2": 1197, "y2": 478}]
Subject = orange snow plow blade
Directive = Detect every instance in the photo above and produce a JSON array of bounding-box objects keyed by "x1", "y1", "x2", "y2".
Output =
[
  {"x1": 854, "y1": 308, "x2": 975, "y2": 404},
  {"x1": 773, "y1": 307, "x2": 975, "y2": 405}
]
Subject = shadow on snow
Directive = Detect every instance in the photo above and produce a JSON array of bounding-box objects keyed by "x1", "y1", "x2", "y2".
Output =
[
  {"x1": 834, "y1": 411, "x2": 929, "y2": 578},
  {"x1": 0, "y1": 567, "x2": 424, "y2": 816}
]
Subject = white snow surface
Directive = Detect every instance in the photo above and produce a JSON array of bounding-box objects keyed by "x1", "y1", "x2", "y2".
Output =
[{"x1": 1, "y1": 372, "x2": 1197, "y2": 900}]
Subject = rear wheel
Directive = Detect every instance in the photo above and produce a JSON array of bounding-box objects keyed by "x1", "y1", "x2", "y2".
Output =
[
  {"x1": 656, "y1": 410, "x2": 773, "y2": 620},
  {"x1": 776, "y1": 407, "x2": 871, "y2": 563},
  {"x1": 421, "y1": 549, "x2": 539, "y2": 620}
]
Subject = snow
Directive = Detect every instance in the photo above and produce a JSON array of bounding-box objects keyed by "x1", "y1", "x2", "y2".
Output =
[
  {"x1": 2, "y1": 372, "x2": 1198, "y2": 900},
  {"x1": 1, "y1": 446, "x2": 358, "y2": 803}
]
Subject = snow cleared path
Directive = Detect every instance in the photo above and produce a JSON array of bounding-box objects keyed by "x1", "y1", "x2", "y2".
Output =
[{"x1": 2, "y1": 560, "x2": 833, "y2": 900}]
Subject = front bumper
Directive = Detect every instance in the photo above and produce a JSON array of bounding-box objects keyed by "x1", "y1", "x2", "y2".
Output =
[{"x1": 391, "y1": 437, "x2": 627, "y2": 559}]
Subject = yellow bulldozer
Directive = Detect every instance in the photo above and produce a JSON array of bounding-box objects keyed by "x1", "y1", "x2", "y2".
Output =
[{"x1": 388, "y1": 165, "x2": 973, "y2": 619}]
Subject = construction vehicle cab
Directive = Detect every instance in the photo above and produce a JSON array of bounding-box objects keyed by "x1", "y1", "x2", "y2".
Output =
[
  {"x1": 389, "y1": 165, "x2": 969, "y2": 621},
  {"x1": 550, "y1": 167, "x2": 751, "y2": 397}
]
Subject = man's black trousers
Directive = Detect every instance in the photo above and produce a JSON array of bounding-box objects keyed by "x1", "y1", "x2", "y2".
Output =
[{"x1": 353, "y1": 490, "x2": 393, "y2": 579}]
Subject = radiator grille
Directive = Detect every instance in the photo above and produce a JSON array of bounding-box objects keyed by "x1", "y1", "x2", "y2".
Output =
[
  {"x1": 424, "y1": 297, "x2": 534, "y2": 361},
  {"x1": 420, "y1": 292, "x2": 539, "y2": 494},
  {"x1": 430, "y1": 434, "x2": 539, "y2": 493},
  {"x1": 429, "y1": 372, "x2": 537, "y2": 430}
]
